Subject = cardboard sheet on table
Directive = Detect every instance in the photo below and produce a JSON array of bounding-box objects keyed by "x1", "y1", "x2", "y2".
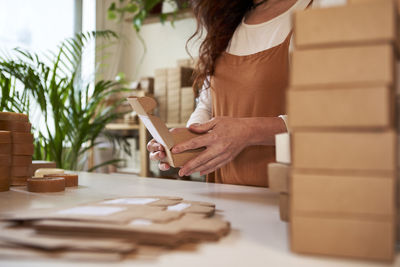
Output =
[
  {"x1": 0, "y1": 225, "x2": 136, "y2": 253},
  {"x1": 0, "y1": 204, "x2": 183, "y2": 224},
  {"x1": 97, "y1": 196, "x2": 183, "y2": 207},
  {"x1": 34, "y1": 214, "x2": 230, "y2": 247}
]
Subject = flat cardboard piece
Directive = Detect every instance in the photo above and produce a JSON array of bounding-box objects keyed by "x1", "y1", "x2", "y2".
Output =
[
  {"x1": 268, "y1": 163, "x2": 290, "y2": 193},
  {"x1": 287, "y1": 87, "x2": 394, "y2": 130},
  {"x1": 279, "y1": 193, "x2": 290, "y2": 222},
  {"x1": 290, "y1": 44, "x2": 394, "y2": 88},
  {"x1": 97, "y1": 196, "x2": 182, "y2": 207},
  {"x1": 127, "y1": 96, "x2": 204, "y2": 167},
  {"x1": 291, "y1": 171, "x2": 396, "y2": 216},
  {"x1": 292, "y1": 131, "x2": 397, "y2": 172},
  {"x1": 294, "y1": 0, "x2": 398, "y2": 49},
  {"x1": 291, "y1": 215, "x2": 394, "y2": 261}
]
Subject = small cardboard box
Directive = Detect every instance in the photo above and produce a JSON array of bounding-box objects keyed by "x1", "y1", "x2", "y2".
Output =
[
  {"x1": 279, "y1": 193, "x2": 290, "y2": 222},
  {"x1": 127, "y1": 97, "x2": 204, "y2": 167},
  {"x1": 294, "y1": 0, "x2": 398, "y2": 49},
  {"x1": 292, "y1": 131, "x2": 397, "y2": 172},
  {"x1": 291, "y1": 171, "x2": 395, "y2": 216},
  {"x1": 290, "y1": 44, "x2": 394, "y2": 88},
  {"x1": 268, "y1": 163, "x2": 290, "y2": 193},
  {"x1": 348, "y1": 0, "x2": 400, "y2": 15},
  {"x1": 287, "y1": 86, "x2": 394, "y2": 130},
  {"x1": 291, "y1": 215, "x2": 395, "y2": 261}
]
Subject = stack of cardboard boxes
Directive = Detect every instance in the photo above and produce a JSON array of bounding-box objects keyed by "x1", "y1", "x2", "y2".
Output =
[
  {"x1": 0, "y1": 131, "x2": 11, "y2": 191},
  {"x1": 288, "y1": 0, "x2": 398, "y2": 261},
  {"x1": 0, "y1": 112, "x2": 34, "y2": 186},
  {"x1": 154, "y1": 68, "x2": 168, "y2": 122}
]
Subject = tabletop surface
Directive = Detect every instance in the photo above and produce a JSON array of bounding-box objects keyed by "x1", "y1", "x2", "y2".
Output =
[{"x1": 0, "y1": 172, "x2": 398, "y2": 267}]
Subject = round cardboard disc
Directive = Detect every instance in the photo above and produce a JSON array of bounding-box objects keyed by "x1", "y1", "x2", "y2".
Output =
[
  {"x1": 12, "y1": 155, "x2": 32, "y2": 166},
  {"x1": 11, "y1": 132, "x2": 34, "y2": 144},
  {"x1": 0, "y1": 131, "x2": 11, "y2": 144},
  {"x1": 0, "y1": 120, "x2": 31, "y2": 133},
  {"x1": 27, "y1": 177, "x2": 65, "y2": 193},
  {"x1": 12, "y1": 143, "x2": 34, "y2": 156},
  {"x1": 44, "y1": 173, "x2": 78, "y2": 187},
  {"x1": 0, "y1": 143, "x2": 12, "y2": 154},
  {"x1": 0, "y1": 112, "x2": 29, "y2": 122},
  {"x1": 11, "y1": 166, "x2": 31, "y2": 177}
]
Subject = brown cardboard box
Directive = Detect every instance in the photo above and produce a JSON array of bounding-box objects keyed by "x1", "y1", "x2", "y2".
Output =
[
  {"x1": 291, "y1": 44, "x2": 394, "y2": 88},
  {"x1": 291, "y1": 171, "x2": 395, "y2": 216},
  {"x1": 287, "y1": 87, "x2": 394, "y2": 130},
  {"x1": 127, "y1": 97, "x2": 204, "y2": 167},
  {"x1": 154, "y1": 68, "x2": 168, "y2": 122},
  {"x1": 291, "y1": 215, "x2": 394, "y2": 261},
  {"x1": 292, "y1": 131, "x2": 397, "y2": 172},
  {"x1": 294, "y1": 0, "x2": 397, "y2": 49},
  {"x1": 279, "y1": 193, "x2": 290, "y2": 222},
  {"x1": 180, "y1": 87, "x2": 195, "y2": 123},
  {"x1": 348, "y1": 0, "x2": 400, "y2": 15},
  {"x1": 268, "y1": 163, "x2": 290, "y2": 193}
]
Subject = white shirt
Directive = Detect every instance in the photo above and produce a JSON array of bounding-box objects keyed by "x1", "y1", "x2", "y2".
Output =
[{"x1": 187, "y1": 0, "x2": 331, "y2": 129}]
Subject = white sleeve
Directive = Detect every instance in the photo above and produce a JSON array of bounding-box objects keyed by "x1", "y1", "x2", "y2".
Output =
[
  {"x1": 278, "y1": 115, "x2": 289, "y2": 132},
  {"x1": 186, "y1": 79, "x2": 212, "y2": 127}
]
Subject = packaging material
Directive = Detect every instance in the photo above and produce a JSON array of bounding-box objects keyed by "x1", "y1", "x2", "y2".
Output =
[
  {"x1": 180, "y1": 87, "x2": 195, "y2": 123},
  {"x1": 348, "y1": 0, "x2": 400, "y2": 15},
  {"x1": 291, "y1": 215, "x2": 394, "y2": 261},
  {"x1": 279, "y1": 193, "x2": 290, "y2": 222},
  {"x1": 287, "y1": 87, "x2": 394, "y2": 130},
  {"x1": 290, "y1": 44, "x2": 394, "y2": 88},
  {"x1": 275, "y1": 133, "x2": 291, "y2": 164},
  {"x1": 291, "y1": 171, "x2": 395, "y2": 216},
  {"x1": 294, "y1": 0, "x2": 398, "y2": 49},
  {"x1": 127, "y1": 96, "x2": 204, "y2": 167},
  {"x1": 34, "y1": 168, "x2": 64, "y2": 178},
  {"x1": 167, "y1": 67, "x2": 194, "y2": 124},
  {"x1": 0, "y1": 131, "x2": 11, "y2": 192},
  {"x1": 292, "y1": 131, "x2": 397, "y2": 172},
  {"x1": 154, "y1": 68, "x2": 168, "y2": 122},
  {"x1": 268, "y1": 163, "x2": 290, "y2": 193}
]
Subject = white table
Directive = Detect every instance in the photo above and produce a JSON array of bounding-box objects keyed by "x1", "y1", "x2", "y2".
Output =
[{"x1": 0, "y1": 172, "x2": 398, "y2": 267}]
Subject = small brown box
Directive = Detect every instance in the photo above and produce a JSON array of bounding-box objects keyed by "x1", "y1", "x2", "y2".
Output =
[
  {"x1": 291, "y1": 215, "x2": 394, "y2": 261},
  {"x1": 294, "y1": 0, "x2": 398, "y2": 49},
  {"x1": 268, "y1": 163, "x2": 290, "y2": 193},
  {"x1": 292, "y1": 131, "x2": 397, "y2": 172},
  {"x1": 279, "y1": 193, "x2": 290, "y2": 222},
  {"x1": 291, "y1": 171, "x2": 395, "y2": 216},
  {"x1": 290, "y1": 44, "x2": 394, "y2": 88},
  {"x1": 287, "y1": 87, "x2": 394, "y2": 130}
]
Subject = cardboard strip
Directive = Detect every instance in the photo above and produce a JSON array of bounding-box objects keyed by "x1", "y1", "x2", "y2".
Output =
[
  {"x1": 0, "y1": 112, "x2": 29, "y2": 122},
  {"x1": 0, "y1": 120, "x2": 31, "y2": 133},
  {"x1": 0, "y1": 131, "x2": 11, "y2": 143},
  {"x1": 12, "y1": 143, "x2": 34, "y2": 155}
]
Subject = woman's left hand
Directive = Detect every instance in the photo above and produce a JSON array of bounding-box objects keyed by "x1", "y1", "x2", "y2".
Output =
[{"x1": 172, "y1": 117, "x2": 251, "y2": 177}]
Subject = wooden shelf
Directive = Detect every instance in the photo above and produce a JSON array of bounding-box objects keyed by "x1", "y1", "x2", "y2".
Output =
[{"x1": 125, "y1": 8, "x2": 193, "y2": 26}]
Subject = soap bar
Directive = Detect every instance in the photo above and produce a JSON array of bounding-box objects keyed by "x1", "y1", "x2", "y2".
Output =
[
  {"x1": 12, "y1": 155, "x2": 32, "y2": 166},
  {"x1": 0, "y1": 112, "x2": 29, "y2": 122},
  {"x1": 12, "y1": 144, "x2": 34, "y2": 155},
  {"x1": 0, "y1": 120, "x2": 31, "y2": 132},
  {"x1": 11, "y1": 132, "x2": 34, "y2": 143},
  {"x1": 34, "y1": 168, "x2": 64, "y2": 178},
  {"x1": 0, "y1": 131, "x2": 11, "y2": 143},
  {"x1": 27, "y1": 177, "x2": 65, "y2": 193},
  {"x1": 44, "y1": 173, "x2": 78, "y2": 187},
  {"x1": 11, "y1": 166, "x2": 31, "y2": 177}
]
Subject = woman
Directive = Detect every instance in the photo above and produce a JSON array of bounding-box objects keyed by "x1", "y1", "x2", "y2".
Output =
[{"x1": 148, "y1": 0, "x2": 314, "y2": 187}]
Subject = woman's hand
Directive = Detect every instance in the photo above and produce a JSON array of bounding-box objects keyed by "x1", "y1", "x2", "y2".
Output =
[
  {"x1": 147, "y1": 128, "x2": 188, "y2": 171},
  {"x1": 172, "y1": 117, "x2": 251, "y2": 177}
]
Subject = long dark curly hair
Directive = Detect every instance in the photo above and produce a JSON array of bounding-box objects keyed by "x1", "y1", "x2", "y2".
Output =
[{"x1": 188, "y1": 0, "x2": 252, "y2": 91}]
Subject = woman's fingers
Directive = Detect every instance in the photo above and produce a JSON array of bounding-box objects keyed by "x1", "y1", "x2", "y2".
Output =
[
  {"x1": 178, "y1": 146, "x2": 223, "y2": 176},
  {"x1": 172, "y1": 133, "x2": 214, "y2": 154},
  {"x1": 147, "y1": 139, "x2": 164, "y2": 153},
  {"x1": 158, "y1": 162, "x2": 170, "y2": 171},
  {"x1": 149, "y1": 151, "x2": 166, "y2": 161},
  {"x1": 187, "y1": 152, "x2": 230, "y2": 176},
  {"x1": 188, "y1": 118, "x2": 218, "y2": 133}
]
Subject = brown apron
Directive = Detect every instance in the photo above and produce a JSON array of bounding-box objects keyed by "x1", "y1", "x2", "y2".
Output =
[{"x1": 209, "y1": 32, "x2": 292, "y2": 187}]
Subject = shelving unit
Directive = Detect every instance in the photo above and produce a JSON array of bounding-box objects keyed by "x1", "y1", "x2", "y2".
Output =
[{"x1": 125, "y1": 8, "x2": 193, "y2": 26}]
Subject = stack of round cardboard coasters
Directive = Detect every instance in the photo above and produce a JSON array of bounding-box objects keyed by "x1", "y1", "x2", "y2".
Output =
[
  {"x1": 0, "y1": 112, "x2": 33, "y2": 186},
  {"x1": 0, "y1": 131, "x2": 12, "y2": 191}
]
